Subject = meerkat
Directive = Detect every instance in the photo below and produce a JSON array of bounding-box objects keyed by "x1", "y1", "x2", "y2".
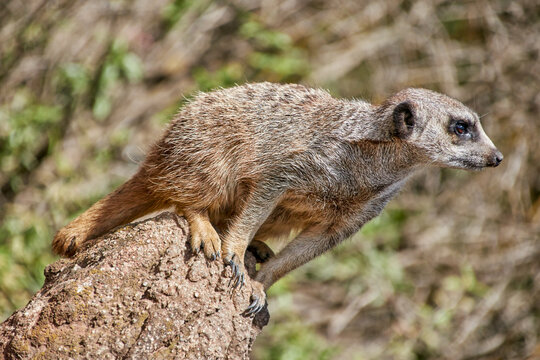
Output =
[{"x1": 53, "y1": 82, "x2": 503, "y2": 314}]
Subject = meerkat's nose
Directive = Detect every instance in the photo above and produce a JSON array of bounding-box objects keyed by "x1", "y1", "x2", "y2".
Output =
[{"x1": 490, "y1": 150, "x2": 504, "y2": 167}]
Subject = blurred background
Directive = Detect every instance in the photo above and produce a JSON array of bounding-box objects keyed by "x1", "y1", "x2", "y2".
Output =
[{"x1": 0, "y1": 0, "x2": 538, "y2": 359}]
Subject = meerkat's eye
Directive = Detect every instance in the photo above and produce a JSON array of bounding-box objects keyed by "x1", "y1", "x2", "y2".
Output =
[{"x1": 454, "y1": 121, "x2": 468, "y2": 136}]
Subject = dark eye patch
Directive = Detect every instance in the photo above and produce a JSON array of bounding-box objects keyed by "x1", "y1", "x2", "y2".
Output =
[
  {"x1": 448, "y1": 117, "x2": 477, "y2": 141},
  {"x1": 448, "y1": 115, "x2": 479, "y2": 144}
]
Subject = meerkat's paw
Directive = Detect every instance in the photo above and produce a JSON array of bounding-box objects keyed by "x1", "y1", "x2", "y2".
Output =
[
  {"x1": 186, "y1": 213, "x2": 221, "y2": 260},
  {"x1": 244, "y1": 281, "x2": 267, "y2": 316},
  {"x1": 191, "y1": 224, "x2": 221, "y2": 260},
  {"x1": 52, "y1": 226, "x2": 83, "y2": 257},
  {"x1": 223, "y1": 252, "x2": 245, "y2": 290},
  {"x1": 247, "y1": 240, "x2": 275, "y2": 263}
]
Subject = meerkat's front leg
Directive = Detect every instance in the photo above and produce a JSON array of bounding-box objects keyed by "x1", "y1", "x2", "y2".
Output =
[
  {"x1": 221, "y1": 186, "x2": 283, "y2": 289},
  {"x1": 246, "y1": 226, "x2": 350, "y2": 315}
]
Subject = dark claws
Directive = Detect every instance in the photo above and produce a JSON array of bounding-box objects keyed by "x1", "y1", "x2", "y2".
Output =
[
  {"x1": 226, "y1": 255, "x2": 245, "y2": 290},
  {"x1": 67, "y1": 237, "x2": 77, "y2": 255},
  {"x1": 230, "y1": 261, "x2": 238, "y2": 276},
  {"x1": 232, "y1": 273, "x2": 244, "y2": 289},
  {"x1": 252, "y1": 305, "x2": 263, "y2": 315},
  {"x1": 245, "y1": 298, "x2": 258, "y2": 311},
  {"x1": 244, "y1": 296, "x2": 265, "y2": 316}
]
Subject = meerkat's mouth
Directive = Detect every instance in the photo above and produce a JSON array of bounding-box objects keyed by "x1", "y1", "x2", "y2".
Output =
[{"x1": 447, "y1": 157, "x2": 487, "y2": 171}]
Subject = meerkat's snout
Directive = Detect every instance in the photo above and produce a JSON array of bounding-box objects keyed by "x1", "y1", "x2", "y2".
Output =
[{"x1": 487, "y1": 149, "x2": 504, "y2": 167}]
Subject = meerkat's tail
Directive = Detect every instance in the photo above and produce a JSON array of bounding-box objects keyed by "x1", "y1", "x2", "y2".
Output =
[{"x1": 53, "y1": 172, "x2": 166, "y2": 257}]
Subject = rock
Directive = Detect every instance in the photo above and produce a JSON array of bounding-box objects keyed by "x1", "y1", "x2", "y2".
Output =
[{"x1": 0, "y1": 212, "x2": 269, "y2": 359}]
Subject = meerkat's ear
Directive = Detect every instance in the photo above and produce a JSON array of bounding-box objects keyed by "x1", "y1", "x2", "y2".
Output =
[{"x1": 393, "y1": 101, "x2": 415, "y2": 138}]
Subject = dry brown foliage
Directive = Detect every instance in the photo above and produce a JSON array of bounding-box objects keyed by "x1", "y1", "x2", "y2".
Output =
[{"x1": 0, "y1": 0, "x2": 538, "y2": 359}]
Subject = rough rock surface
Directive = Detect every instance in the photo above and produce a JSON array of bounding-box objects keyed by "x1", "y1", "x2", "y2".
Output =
[{"x1": 0, "y1": 212, "x2": 269, "y2": 359}]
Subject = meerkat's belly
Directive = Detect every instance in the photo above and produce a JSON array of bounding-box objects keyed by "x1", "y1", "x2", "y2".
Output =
[{"x1": 253, "y1": 189, "x2": 373, "y2": 242}]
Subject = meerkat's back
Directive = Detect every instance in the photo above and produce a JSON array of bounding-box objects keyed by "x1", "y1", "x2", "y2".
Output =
[{"x1": 143, "y1": 83, "x2": 348, "y2": 202}]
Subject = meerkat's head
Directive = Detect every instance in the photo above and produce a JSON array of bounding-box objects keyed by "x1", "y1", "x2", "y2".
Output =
[{"x1": 385, "y1": 88, "x2": 503, "y2": 170}]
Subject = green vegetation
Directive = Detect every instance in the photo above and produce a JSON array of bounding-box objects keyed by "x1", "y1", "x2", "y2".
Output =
[
  {"x1": 0, "y1": 92, "x2": 63, "y2": 188},
  {"x1": 0, "y1": 34, "x2": 143, "y2": 320},
  {"x1": 93, "y1": 40, "x2": 143, "y2": 120},
  {"x1": 192, "y1": 15, "x2": 309, "y2": 91},
  {"x1": 253, "y1": 312, "x2": 339, "y2": 360},
  {"x1": 192, "y1": 63, "x2": 245, "y2": 92},
  {"x1": 240, "y1": 16, "x2": 309, "y2": 82}
]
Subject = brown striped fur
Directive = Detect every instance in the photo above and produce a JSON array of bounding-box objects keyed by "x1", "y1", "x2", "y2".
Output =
[{"x1": 53, "y1": 83, "x2": 502, "y2": 311}]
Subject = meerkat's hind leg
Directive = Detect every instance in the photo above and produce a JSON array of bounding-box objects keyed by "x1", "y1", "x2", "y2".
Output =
[
  {"x1": 247, "y1": 240, "x2": 275, "y2": 263},
  {"x1": 179, "y1": 207, "x2": 221, "y2": 260}
]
